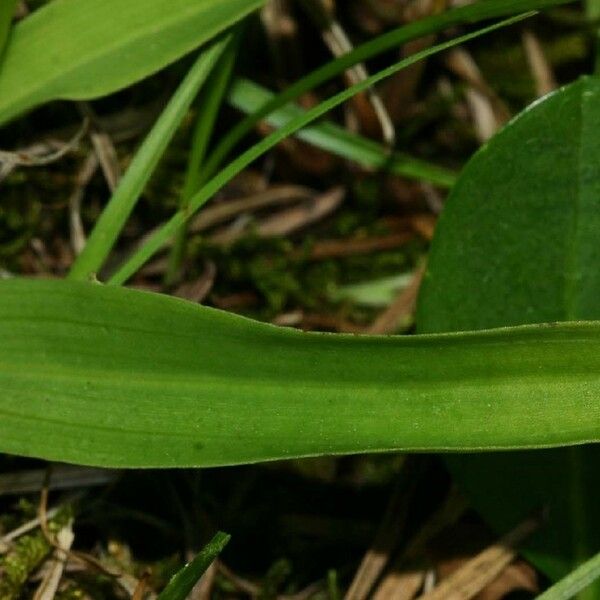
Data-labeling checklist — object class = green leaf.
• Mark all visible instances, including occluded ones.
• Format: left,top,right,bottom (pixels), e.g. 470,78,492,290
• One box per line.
227,78,457,188
68,34,232,282
0,0,17,64
537,550,600,600
165,30,241,286
0,278,599,468
158,532,229,600
417,76,600,593
0,0,263,126
107,14,529,285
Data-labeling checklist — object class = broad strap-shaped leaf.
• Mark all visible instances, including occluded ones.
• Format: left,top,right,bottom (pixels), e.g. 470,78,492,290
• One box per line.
417,76,600,592
0,278,599,468
0,0,263,126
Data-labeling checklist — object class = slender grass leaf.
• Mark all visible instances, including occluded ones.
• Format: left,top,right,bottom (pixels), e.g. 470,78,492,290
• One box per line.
165,31,241,286
0,278,599,468
68,35,232,282
227,78,457,188
202,0,576,179
0,0,17,64
107,14,528,285
158,532,230,600
0,0,263,126
417,76,600,594
537,550,600,600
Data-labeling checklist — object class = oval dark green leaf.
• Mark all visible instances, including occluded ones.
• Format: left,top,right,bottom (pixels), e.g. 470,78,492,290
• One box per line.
417,76,600,592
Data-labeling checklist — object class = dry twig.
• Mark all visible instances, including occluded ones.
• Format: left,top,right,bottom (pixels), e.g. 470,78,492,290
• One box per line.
522,30,557,97
0,119,88,181
32,521,75,600
367,263,425,334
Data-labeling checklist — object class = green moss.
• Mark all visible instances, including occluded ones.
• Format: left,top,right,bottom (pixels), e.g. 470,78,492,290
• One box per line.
0,508,72,600
0,530,51,599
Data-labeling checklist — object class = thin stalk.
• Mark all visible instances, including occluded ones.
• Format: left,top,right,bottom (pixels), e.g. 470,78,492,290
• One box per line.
68,34,232,282
164,32,239,287
107,14,531,286
586,0,600,74
567,446,594,600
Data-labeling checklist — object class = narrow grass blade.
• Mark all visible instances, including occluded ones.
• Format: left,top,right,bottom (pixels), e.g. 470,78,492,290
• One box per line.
228,77,457,187
108,14,529,285
68,35,232,282
0,278,599,468
536,551,600,600
0,0,263,126
0,0,17,63
165,31,241,286
157,532,230,600
201,0,575,179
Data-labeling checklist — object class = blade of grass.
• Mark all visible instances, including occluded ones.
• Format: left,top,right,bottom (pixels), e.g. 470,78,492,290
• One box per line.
200,0,575,180
0,0,17,64
0,278,599,467
68,34,232,282
157,532,230,600
227,77,457,187
536,551,600,600
108,14,529,285
164,31,241,286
